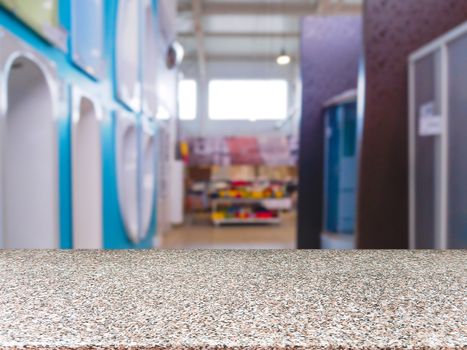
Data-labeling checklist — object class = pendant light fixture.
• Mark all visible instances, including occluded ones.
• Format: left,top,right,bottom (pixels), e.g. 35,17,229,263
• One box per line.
276,1,291,66
277,49,291,65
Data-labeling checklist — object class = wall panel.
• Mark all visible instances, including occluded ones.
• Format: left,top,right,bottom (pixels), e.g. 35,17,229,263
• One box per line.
357,0,467,248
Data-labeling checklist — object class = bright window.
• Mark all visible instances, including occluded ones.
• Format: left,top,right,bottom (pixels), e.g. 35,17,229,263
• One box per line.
208,80,288,120
178,79,197,120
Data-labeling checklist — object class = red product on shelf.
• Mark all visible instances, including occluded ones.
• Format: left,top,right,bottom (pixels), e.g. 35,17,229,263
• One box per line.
231,181,251,187
255,211,274,219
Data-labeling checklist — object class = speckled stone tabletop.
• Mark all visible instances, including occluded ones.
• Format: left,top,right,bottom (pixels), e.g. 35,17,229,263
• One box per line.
0,250,465,350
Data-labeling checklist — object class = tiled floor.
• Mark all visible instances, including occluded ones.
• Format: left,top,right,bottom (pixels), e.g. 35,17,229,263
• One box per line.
159,212,297,249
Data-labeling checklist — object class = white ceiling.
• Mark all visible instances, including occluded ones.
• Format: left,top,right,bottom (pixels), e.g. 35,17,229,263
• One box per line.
178,0,362,71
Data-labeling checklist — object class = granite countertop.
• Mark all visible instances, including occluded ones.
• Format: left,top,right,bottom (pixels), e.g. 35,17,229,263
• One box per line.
0,250,465,350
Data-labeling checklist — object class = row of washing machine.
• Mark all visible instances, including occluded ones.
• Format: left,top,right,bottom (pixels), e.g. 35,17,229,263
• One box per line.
0,0,177,249
0,29,159,249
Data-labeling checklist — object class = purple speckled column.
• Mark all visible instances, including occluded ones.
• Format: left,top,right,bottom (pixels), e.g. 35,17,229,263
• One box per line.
357,0,467,249
298,16,362,248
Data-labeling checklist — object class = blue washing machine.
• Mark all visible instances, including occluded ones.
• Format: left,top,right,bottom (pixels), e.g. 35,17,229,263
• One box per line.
322,90,359,249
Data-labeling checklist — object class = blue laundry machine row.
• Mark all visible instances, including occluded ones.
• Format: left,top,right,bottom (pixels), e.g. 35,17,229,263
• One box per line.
0,0,178,249
321,90,359,249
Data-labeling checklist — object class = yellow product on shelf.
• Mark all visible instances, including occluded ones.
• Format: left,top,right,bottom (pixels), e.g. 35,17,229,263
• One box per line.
251,191,263,199
180,141,189,159
212,212,225,221
275,191,284,198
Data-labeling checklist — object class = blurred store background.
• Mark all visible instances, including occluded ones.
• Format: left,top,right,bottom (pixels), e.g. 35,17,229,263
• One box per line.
0,0,466,250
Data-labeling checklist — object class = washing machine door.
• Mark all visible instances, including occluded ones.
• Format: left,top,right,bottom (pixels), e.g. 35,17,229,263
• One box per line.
116,111,139,243
0,30,61,249
140,125,156,240
115,0,141,111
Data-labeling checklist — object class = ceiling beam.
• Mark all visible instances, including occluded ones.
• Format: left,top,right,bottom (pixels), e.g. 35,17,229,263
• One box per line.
184,53,298,63
178,31,300,39
191,0,207,80
178,2,319,16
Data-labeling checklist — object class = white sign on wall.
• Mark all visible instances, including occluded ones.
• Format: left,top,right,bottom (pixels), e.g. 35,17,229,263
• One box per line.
419,101,443,136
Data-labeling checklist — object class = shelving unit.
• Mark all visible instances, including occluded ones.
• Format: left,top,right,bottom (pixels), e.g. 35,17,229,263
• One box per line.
184,165,297,227
212,197,292,209
212,216,282,226
211,198,282,226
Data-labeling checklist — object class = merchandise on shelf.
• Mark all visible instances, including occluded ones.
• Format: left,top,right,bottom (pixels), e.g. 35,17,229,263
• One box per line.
211,200,280,225
212,180,288,200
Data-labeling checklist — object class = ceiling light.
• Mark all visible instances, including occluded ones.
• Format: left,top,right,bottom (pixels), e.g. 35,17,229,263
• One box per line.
276,49,291,65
